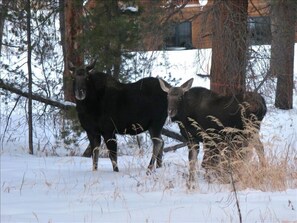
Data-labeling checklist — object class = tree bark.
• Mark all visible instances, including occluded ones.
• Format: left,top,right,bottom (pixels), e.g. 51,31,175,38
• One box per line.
63,0,83,102
104,0,122,79
210,0,248,96
0,0,10,56
271,0,296,109
59,0,66,67
26,0,33,155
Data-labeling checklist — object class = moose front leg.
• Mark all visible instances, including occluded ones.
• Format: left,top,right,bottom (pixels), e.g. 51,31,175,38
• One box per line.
87,133,101,171
103,134,119,172
187,142,199,189
82,144,92,157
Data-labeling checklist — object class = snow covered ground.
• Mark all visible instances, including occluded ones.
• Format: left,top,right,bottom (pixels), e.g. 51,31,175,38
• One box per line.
1,151,296,222
1,49,297,222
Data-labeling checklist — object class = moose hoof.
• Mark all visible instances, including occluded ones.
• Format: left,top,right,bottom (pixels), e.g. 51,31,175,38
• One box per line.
156,163,162,169
146,164,155,175
113,167,119,172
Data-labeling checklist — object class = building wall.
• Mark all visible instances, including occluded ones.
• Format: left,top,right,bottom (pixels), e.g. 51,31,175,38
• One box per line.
85,0,297,50
163,0,297,49
179,0,272,49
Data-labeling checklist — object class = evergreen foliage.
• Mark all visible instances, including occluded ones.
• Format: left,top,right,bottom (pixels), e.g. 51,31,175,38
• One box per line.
81,1,142,81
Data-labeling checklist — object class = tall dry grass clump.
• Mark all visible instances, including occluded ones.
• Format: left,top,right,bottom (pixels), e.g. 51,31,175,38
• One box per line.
235,142,297,191
190,114,297,191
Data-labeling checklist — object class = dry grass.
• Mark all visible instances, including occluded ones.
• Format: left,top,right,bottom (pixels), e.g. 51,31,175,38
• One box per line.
117,119,297,193
187,113,297,191
210,144,297,191
201,137,296,192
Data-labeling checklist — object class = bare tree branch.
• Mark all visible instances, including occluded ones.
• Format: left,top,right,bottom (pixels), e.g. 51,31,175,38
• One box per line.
0,79,74,110
197,73,210,79
162,128,186,142
164,142,187,152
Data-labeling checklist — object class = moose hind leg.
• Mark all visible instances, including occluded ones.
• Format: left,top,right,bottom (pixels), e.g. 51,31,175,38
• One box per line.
147,135,164,172
253,134,266,167
156,137,164,168
103,134,119,172
92,147,100,171
156,141,164,168
201,140,220,170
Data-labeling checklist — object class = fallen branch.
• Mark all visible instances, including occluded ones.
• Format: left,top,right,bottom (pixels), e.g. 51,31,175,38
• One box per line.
164,142,187,152
0,79,74,110
161,128,186,142
196,73,210,79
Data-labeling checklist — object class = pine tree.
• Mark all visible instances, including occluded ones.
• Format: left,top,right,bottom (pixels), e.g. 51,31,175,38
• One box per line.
210,0,248,95
271,0,296,109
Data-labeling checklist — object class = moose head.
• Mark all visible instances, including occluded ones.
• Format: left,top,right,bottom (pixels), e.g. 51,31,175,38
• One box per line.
159,78,194,119
69,61,96,100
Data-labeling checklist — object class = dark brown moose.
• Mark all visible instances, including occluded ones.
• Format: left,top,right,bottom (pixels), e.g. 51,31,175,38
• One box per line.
159,78,267,186
70,61,168,173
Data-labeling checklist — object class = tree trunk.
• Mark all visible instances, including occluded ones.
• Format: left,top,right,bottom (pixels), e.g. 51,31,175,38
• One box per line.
0,0,10,56
113,42,122,80
271,0,296,109
59,0,66,67
210,0,248,95
110,0,121,80
26,0,33,155
104,0,122,79
63,0,83,102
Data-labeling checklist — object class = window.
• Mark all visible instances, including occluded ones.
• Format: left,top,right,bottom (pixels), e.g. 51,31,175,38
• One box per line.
248,16,271,45
171,0,199,5
165,21,193,49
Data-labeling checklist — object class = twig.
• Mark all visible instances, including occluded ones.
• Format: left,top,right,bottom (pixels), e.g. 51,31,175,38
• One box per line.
196,73,210,79
1,95,21,149
20,172,26,196
228,158,242,223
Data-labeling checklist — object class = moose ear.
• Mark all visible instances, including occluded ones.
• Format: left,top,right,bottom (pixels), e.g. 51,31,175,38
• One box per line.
180,78,193,92
86,60,96,72
159,78,171,93
68,61,75,73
